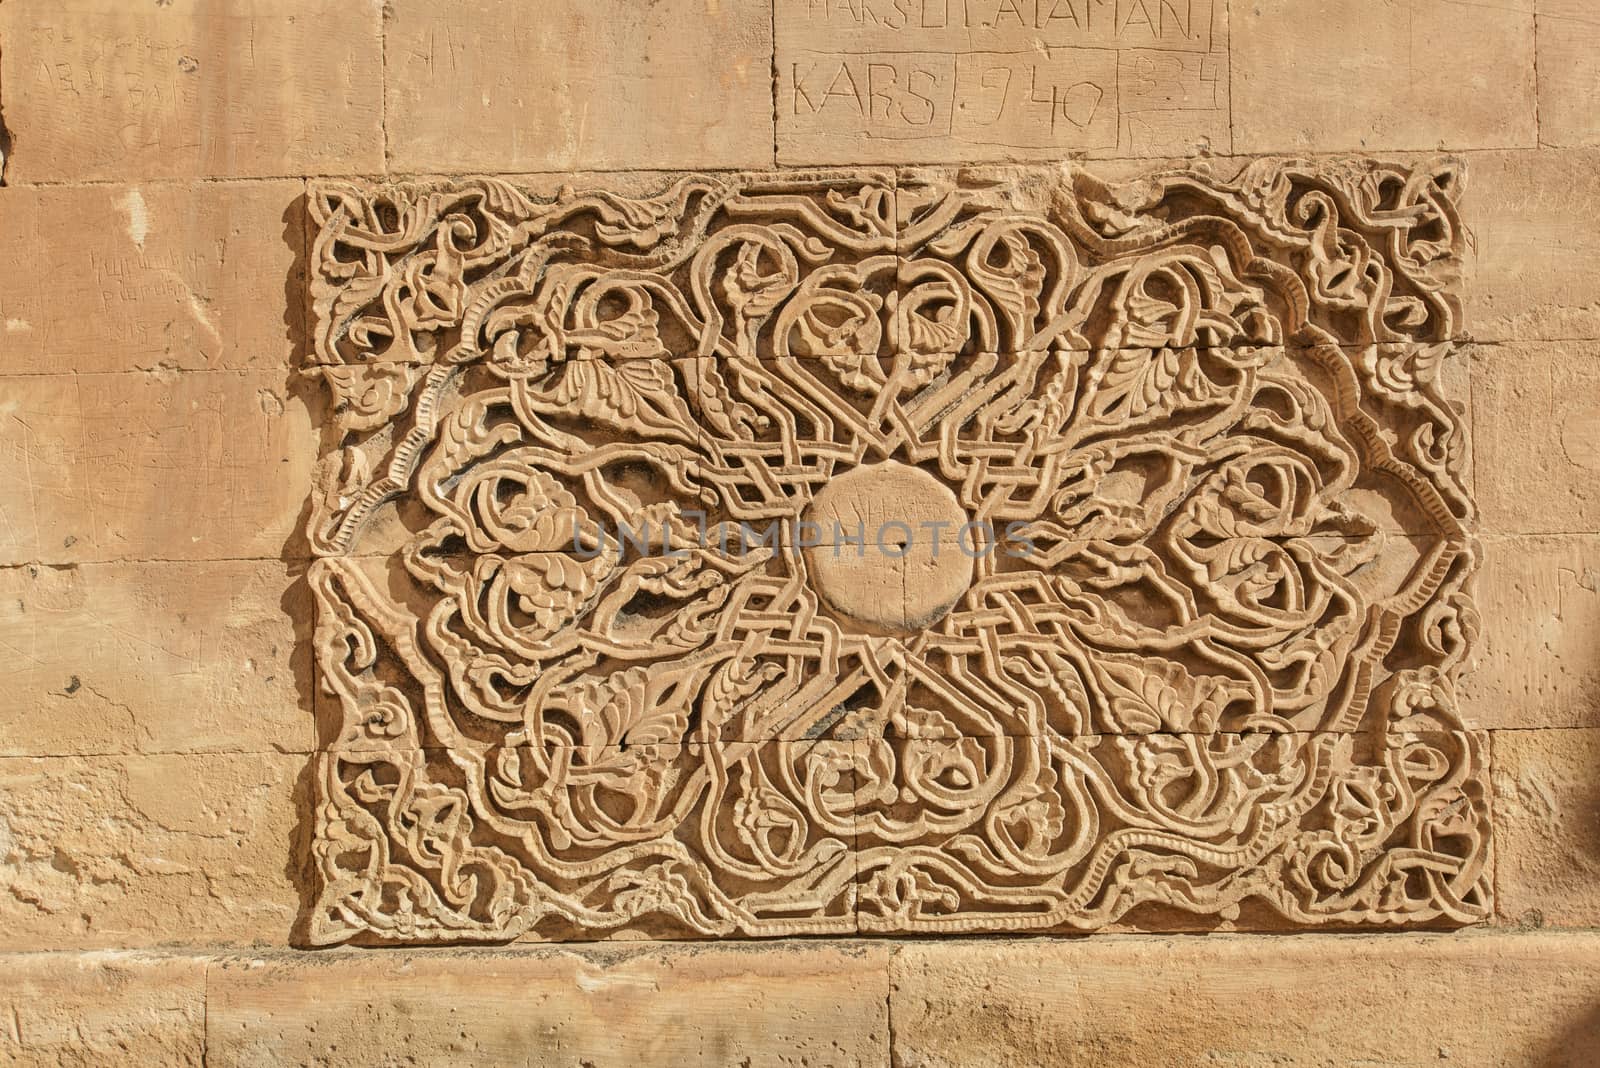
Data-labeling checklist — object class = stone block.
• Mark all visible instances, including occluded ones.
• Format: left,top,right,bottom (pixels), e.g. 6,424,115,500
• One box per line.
889,932,1600,1067
775,0,1230,163
206,944,890,1067
0,181,304,374
1493,727,1600,927
385,0,774,173
1463,536,1600,730
1472,341,1600,534
0,372,320,565
0,953,207,1067
0,0,383,182
1233,0,1536,153
0,753,305,949
1462,148,1600,343
1537,10,1600,147
0,560,313,757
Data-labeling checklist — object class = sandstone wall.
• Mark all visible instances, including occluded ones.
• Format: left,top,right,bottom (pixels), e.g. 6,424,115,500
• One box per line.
0,1,1597,1064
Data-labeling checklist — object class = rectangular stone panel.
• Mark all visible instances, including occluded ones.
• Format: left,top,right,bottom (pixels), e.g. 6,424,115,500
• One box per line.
1536,8,1600,148
385,0,775,173
0,753,304,950
0,953,207,1067
1472,340,1600,535
1462,536,1600,731
776,0,1230,162
0,0,383,182
1492,726,1600,928
206,944,891,1067
0,371,319,566
0,181,305,375
889,932,1600,1067
300,160,1484,944
1462,148,1600,343
1233,0,1536,153
0,559,313,757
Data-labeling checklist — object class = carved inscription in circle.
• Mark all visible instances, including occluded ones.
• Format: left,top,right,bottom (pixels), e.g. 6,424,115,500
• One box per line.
803,462,974,633
302,160,1488,945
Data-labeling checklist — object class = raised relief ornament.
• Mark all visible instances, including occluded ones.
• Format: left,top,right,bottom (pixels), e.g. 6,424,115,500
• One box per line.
303,160,1487,943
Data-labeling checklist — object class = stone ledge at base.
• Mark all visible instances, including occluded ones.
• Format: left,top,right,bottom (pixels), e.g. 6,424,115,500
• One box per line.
2,931,1597,1067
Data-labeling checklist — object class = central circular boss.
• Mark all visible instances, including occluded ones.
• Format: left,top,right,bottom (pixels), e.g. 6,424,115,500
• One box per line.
801,462,975,633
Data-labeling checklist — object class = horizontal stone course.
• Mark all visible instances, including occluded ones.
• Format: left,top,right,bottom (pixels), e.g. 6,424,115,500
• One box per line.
4,933,1600,1065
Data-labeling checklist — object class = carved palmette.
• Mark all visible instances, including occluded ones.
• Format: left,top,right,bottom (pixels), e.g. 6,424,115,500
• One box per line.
302,160,1487,944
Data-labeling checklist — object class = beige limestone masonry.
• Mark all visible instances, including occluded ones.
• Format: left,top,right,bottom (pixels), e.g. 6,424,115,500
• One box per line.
1493,726,1600,927
0,0,384,183
1473,340,1600,535
0,371,318,566
1,953,208,1067
4,933,1599,1066
775,0,1231,162
2,0,1600,1062
1464,536,1600,731
1460,148,1600,344
0,560,313,757
890,932,1600,1067
207,944,892,1067
1536,4,1600,149
1233,0,1538,154
385,0,775,173
0,180,306,374
0,752,304,951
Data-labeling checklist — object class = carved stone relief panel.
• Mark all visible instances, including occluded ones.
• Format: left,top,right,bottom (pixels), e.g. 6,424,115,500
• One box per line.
302,159,1487,944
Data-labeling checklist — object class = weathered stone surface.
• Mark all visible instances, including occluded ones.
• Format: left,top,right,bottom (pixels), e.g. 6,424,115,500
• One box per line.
0,953,206,1067
1493,727,1600,927
0,754,304,949
207,944,890,1067
1463,537,1600,731
0,372,319,566
0,0,383,182
0,182,304,375
385,0,774,173
301,163,1483,944
775,0,1230,163
1462,148,1600,342
1472,341,1600,534
1537,8,1600,148
890,932,1600,1067
0,560,313,757
1233,0,1536,153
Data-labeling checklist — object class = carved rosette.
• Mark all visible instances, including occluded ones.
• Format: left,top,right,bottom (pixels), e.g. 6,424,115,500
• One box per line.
302,160,1488,944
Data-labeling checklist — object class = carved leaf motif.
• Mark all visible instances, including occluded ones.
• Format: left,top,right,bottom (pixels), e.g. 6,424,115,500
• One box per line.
1089,345,1186,419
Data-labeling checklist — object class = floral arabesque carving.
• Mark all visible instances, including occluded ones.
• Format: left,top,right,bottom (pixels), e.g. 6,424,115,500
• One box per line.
302,160,1487,944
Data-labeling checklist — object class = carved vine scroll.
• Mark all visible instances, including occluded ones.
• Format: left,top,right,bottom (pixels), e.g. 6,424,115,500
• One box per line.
302,160,1487,944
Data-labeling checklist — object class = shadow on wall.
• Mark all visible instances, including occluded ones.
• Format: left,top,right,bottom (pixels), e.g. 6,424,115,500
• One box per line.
277,187,323,949
0,42,11,184
1538,1003,1600,1068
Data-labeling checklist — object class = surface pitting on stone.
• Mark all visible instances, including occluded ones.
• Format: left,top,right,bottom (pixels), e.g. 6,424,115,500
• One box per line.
301,160,1487,944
